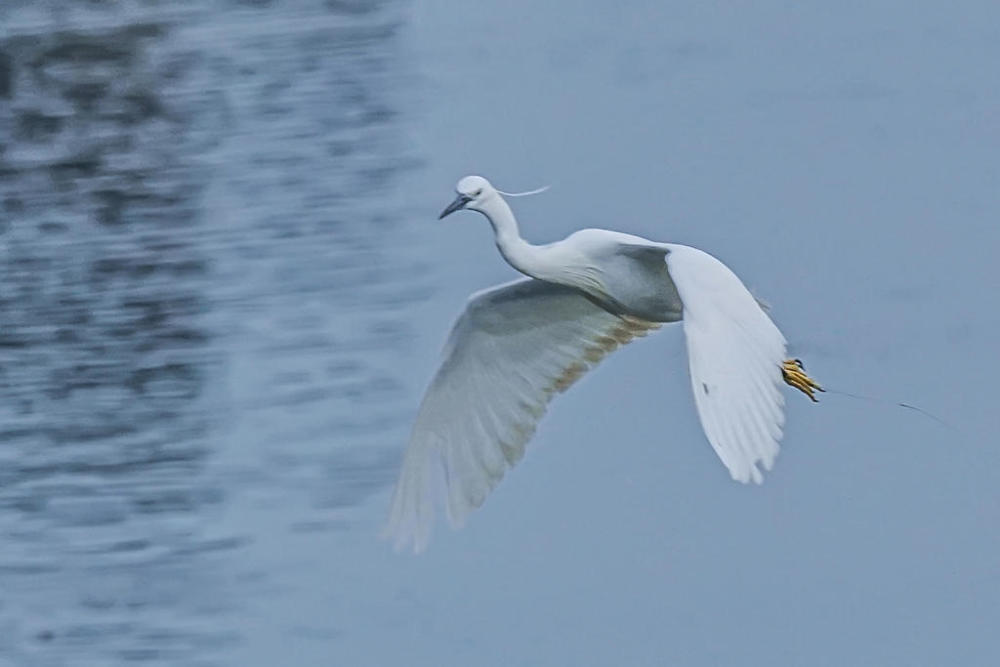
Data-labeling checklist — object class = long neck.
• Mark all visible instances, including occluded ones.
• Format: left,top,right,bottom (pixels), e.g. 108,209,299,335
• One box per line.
480,195,545,278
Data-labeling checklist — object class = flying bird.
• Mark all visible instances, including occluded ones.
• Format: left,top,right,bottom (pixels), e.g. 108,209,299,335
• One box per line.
385,175,821,552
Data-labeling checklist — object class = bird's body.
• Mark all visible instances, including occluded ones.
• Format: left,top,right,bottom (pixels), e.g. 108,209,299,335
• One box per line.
529,228,683,322
384,175,821,552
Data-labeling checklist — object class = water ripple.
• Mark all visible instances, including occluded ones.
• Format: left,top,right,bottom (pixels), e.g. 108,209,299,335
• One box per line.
0,0,423,663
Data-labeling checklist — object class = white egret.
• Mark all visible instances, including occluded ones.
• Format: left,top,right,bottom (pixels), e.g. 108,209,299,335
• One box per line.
385,175,821,553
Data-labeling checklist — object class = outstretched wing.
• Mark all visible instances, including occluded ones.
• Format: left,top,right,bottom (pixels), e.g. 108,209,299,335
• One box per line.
384,278,659,553
664,244,788,484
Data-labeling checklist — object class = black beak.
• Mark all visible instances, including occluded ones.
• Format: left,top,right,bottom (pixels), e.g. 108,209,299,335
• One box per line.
438,194,472,219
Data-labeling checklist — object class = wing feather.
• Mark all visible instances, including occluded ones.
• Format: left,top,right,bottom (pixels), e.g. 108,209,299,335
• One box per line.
384,278,658,552
664,244,788,484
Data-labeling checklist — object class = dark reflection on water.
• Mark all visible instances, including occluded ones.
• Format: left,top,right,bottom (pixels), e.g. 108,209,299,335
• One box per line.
0,1,421,663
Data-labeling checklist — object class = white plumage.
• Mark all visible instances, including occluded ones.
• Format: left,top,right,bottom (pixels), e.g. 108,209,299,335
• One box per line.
385,175,790,553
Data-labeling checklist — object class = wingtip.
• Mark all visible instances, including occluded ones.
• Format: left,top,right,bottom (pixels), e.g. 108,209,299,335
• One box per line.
381,521,430,555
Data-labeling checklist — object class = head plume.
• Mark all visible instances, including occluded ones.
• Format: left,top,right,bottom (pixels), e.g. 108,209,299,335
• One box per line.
496,184,551,197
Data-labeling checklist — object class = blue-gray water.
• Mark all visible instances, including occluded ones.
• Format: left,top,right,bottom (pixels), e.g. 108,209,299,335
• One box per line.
1,1,998,665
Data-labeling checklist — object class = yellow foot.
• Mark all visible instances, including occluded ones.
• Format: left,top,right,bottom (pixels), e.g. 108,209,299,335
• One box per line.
782,359,824,402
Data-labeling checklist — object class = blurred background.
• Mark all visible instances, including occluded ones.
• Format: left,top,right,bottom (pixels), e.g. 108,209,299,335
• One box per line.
0,1,997,665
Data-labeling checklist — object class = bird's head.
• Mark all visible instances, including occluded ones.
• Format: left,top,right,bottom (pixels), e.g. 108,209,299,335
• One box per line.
438,175,495,219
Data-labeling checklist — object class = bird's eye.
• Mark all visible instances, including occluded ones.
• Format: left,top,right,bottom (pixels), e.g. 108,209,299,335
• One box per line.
473,189,482,197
